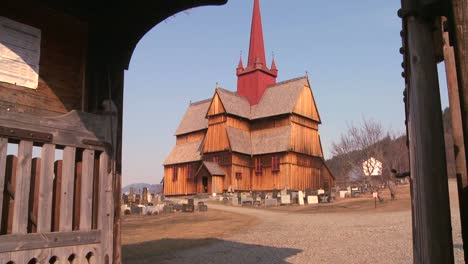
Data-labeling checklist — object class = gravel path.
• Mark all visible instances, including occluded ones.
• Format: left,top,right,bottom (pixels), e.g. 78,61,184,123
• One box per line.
162,182,464,264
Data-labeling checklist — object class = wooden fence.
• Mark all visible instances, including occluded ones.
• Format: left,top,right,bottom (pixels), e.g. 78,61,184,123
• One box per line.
0,110,114,263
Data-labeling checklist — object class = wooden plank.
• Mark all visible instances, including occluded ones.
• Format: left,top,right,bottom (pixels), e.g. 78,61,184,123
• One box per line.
27,158,41,233
73,160,82,231
80,149,95,231
0,110,111,151
59,147,76,232
1,155,16,235
98,152,112,263
0,230,101,253
12,140,33,234
0,138,6,230
37,144,55,233
52,160,63,232
405,15,454,263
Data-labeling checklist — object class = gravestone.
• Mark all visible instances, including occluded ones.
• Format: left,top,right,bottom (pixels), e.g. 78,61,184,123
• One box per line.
319,195,329,203
307,196,319,204
265,198,278,207
298,191,304,205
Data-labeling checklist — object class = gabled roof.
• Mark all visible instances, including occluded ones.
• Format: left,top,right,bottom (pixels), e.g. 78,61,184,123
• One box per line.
226,126,252,155
175,99,210,136
216,88,251,119
201,161,225,176
163,140,203,166
252,77,308,120
251,126,291,155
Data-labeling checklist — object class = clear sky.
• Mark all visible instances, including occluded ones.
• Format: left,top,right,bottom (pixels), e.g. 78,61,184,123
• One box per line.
122,0,449,187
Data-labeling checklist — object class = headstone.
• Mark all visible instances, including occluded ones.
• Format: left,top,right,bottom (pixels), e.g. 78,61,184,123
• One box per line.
265,198,278,207
307,196,319,204
339,190,348,198
163,205,174,213
199,204,208,212
298,191,304,205
281,194,291,204
319,195,329,203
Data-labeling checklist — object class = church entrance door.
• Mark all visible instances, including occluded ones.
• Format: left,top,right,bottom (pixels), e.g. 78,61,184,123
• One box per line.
202,177,209,193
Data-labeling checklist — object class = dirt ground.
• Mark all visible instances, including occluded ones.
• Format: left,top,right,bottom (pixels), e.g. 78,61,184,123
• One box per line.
121,181,464,263
122,210,258,263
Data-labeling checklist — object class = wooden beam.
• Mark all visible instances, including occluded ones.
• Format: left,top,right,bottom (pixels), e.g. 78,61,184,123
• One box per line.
405,14,454,263
0,138,7,229
0,230,100,253
12,140,33,234
37,144,55,233
80,149,95,231
59,147,76,232
448,0,468,260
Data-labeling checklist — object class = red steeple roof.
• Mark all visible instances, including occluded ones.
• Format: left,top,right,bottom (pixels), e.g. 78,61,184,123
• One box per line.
248,0,266,67
236,0,278,105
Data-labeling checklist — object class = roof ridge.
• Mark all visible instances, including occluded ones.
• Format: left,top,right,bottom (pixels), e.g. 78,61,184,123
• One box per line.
268,76,307,88
190,98,211,105
217,87,249,100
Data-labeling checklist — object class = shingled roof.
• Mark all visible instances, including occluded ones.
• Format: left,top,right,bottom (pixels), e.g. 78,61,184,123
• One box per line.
226,126,252,155
216,88,251,119
202,161,225,176
163,140,203,166
252,77,308,119
251,126,291,155
175,99,210,136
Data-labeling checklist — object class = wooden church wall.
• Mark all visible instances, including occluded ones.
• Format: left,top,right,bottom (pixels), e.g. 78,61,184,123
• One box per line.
293,86,320,122
231,153,252,190
290,123,322,157
284,153,323,191
207,93,225,116
163,163,198,195
176,130,206,145
226,116,250,131
251,116,289,131
0,6,88,116
251,153,287,190
211,176,224,194
203,121,230,153
290,114,318,130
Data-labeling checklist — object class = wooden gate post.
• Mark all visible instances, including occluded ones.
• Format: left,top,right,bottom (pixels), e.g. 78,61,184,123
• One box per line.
402,9,455,264
447,0,468,260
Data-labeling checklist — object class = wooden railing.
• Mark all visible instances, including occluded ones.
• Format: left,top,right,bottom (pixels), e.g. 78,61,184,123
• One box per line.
0,110,115,264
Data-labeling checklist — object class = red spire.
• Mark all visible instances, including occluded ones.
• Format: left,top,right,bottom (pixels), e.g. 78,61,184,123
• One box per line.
271,56,278,75
237,54,244,69
237,54,244,75
236,0,278,105
248,0,266,68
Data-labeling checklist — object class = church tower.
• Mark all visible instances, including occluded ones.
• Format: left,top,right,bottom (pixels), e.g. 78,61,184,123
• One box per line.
236,0,278,105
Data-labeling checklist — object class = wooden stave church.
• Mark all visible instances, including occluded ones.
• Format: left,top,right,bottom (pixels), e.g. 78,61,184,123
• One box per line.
163,0,334,196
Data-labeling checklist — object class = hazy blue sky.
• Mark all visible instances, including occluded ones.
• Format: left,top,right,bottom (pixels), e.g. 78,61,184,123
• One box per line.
122,0,449,186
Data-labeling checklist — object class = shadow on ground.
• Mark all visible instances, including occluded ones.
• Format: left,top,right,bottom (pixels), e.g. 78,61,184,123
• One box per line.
123,238,302,264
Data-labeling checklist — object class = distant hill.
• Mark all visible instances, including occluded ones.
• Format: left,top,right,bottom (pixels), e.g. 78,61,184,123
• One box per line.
122,183,163,194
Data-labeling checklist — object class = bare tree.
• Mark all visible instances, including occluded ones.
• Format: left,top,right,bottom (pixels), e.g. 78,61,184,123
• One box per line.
331,118,385,184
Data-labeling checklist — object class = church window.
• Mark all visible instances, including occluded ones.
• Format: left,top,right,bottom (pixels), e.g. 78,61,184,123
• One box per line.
272,156,280,172
236,172,242,180
255,157,262,174
187,164,192,179
172,166,178,181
